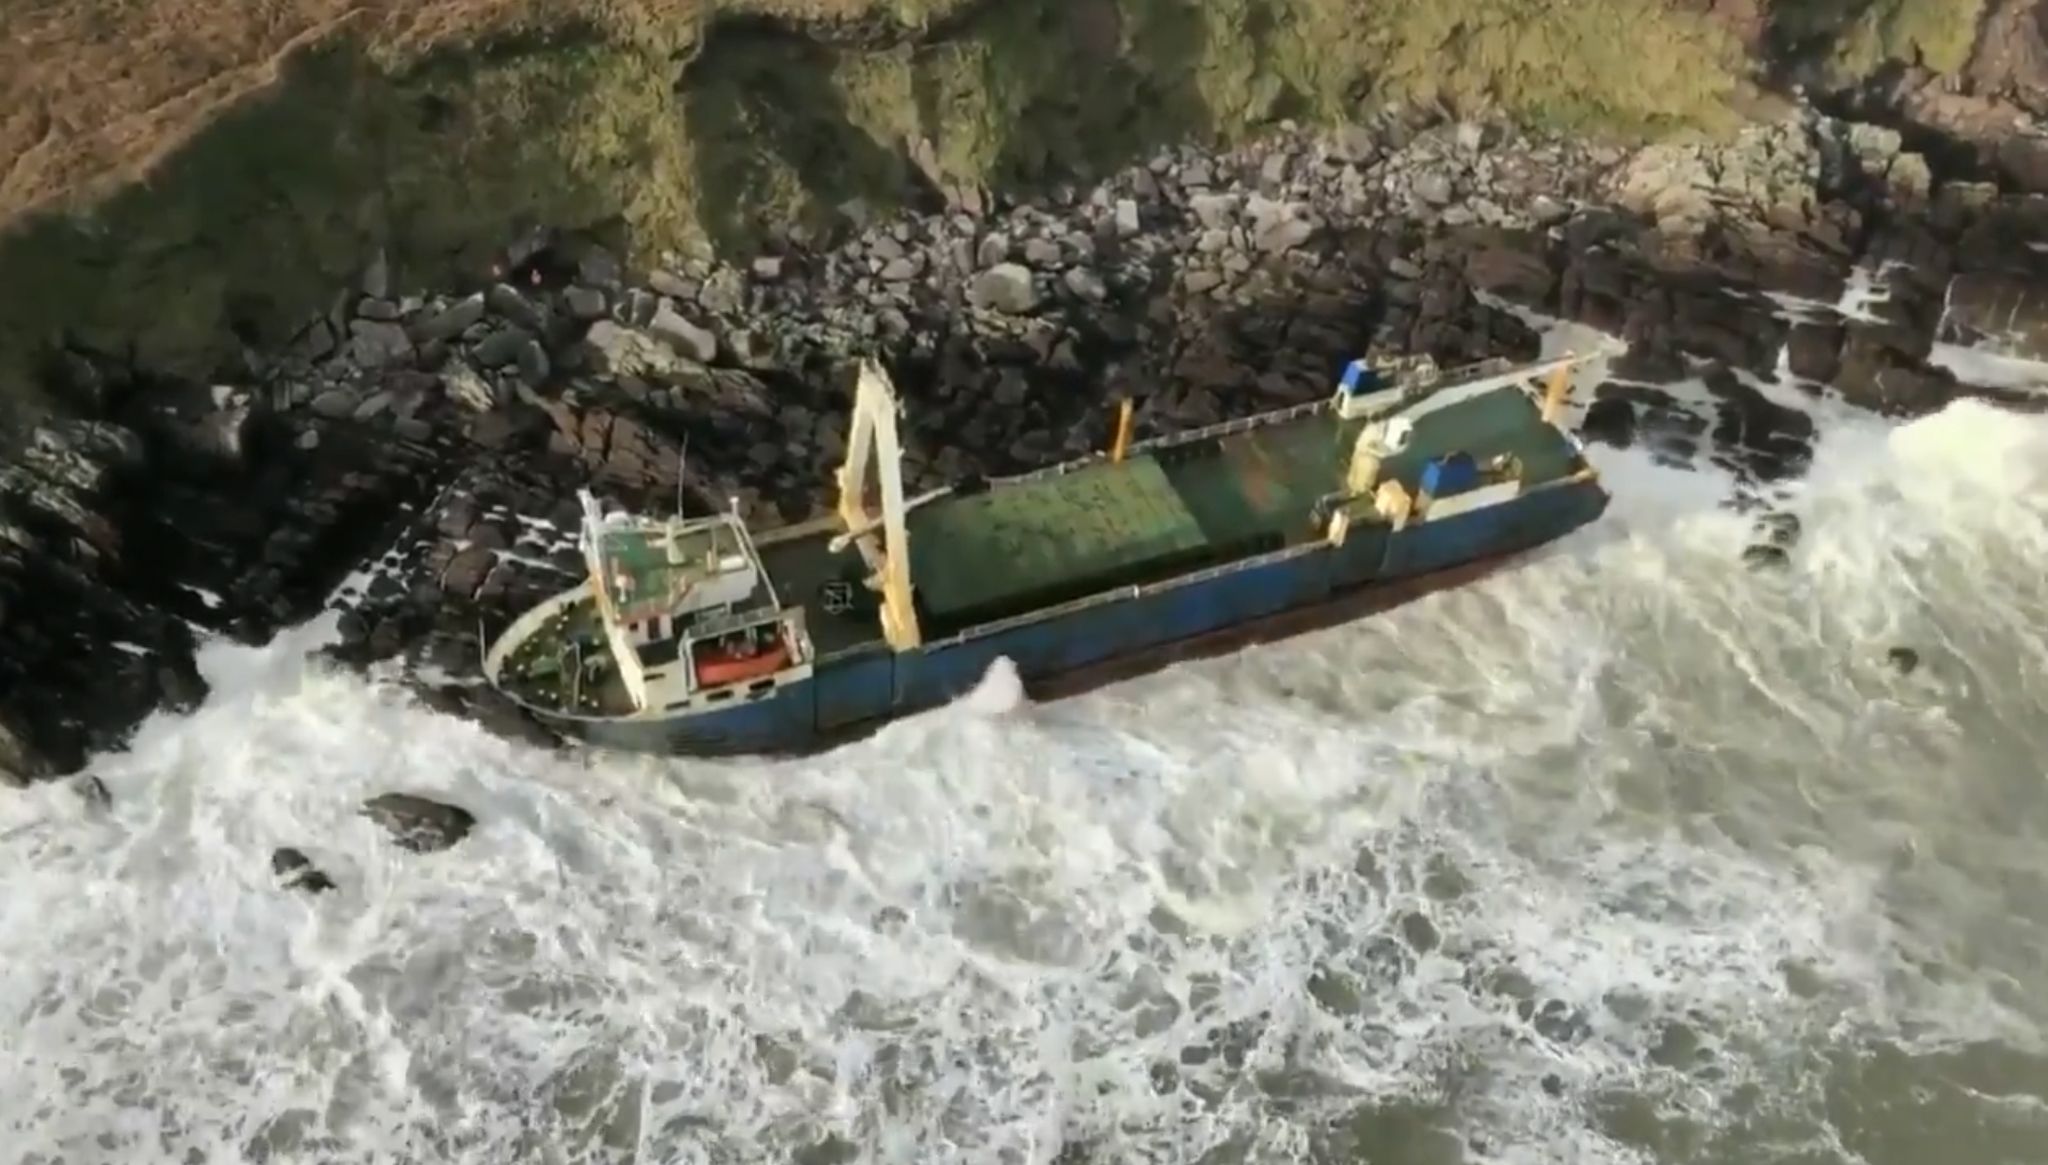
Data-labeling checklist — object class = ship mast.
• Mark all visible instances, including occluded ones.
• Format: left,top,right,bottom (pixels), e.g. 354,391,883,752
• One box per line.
835,359,923,650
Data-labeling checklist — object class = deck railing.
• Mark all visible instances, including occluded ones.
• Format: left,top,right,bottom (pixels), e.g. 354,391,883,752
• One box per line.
986,355,1556,487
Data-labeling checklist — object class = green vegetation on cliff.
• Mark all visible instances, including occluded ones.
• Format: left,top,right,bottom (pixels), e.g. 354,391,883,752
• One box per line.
1772,0,1989,78
0,0,1986,412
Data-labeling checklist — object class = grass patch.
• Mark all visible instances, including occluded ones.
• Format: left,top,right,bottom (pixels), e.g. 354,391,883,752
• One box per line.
0,35,707,405
0,0,1771,410
1346,0,1746,135
1770,0,1988,80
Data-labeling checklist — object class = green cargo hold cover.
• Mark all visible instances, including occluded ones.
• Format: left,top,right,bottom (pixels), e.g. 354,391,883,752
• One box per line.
908,455,1210,621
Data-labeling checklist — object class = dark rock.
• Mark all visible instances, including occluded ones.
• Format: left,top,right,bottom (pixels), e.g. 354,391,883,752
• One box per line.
1753,510,1801,547
461,686,566,751
485,283,549,334
71,773,110,811
0,708,55,785
1886,646,1921,675
411,294,488,343
472,328,532,369
1783,324,1842,391
1941,272,2048,360
576,245,623,288
357,297,402,323
361,792,476,853
362,249,391,299
1399,911,1440,954
563,286,608,321
1741,542,1790,570
1581,394,1637,447
1835,337,1957,415
347,320,414,368
1462,236,1557,308
124,384,261,470
272,846,337,893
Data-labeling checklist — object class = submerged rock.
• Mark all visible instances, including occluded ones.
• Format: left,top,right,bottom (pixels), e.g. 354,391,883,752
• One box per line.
361,792,476,853
1886,646,1921,675
1741,542,1790,571
1753,510,1802,547
71,773,110,812
271,846,336,893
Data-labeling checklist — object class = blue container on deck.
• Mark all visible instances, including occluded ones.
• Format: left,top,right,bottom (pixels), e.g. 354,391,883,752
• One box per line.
1420,452,1479,497
1338,359,1383,397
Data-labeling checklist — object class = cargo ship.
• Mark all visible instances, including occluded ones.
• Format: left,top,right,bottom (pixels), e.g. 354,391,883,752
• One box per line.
482,352,1609,756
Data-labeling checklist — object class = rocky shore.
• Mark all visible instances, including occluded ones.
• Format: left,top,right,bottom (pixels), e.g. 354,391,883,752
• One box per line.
3,97,2047,783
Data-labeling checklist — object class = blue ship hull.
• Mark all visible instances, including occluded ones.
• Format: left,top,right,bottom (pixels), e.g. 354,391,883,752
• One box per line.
530,477,1608,757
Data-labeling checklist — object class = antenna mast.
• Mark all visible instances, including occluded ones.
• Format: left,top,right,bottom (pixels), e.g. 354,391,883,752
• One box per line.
675,434,689,518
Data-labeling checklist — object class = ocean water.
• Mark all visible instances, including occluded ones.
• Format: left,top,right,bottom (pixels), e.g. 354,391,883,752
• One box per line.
5,369,2048,1163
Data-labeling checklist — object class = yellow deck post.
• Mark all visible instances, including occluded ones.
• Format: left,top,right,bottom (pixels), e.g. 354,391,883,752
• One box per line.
1539,356,1575,426
1110,398,1135,463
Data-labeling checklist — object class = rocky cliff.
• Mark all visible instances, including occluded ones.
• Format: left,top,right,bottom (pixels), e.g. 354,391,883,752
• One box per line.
3,0,2039,419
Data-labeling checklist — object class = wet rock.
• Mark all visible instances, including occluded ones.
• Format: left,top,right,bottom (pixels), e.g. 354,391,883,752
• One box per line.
361,792,477,853
70,773,110,812
1741,542,1790,571
1752,510,1801,547
1785,322,1843,384
1941,271,2048,361
1886,646,1921,675
0,709,55,785
1307,967,1365,1015
271,846,336,893
1581,395,1637,447
1528,998,1590,1044
1399,911,1441,954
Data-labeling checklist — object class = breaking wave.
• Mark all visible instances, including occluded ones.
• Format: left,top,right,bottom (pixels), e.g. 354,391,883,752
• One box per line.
5,393,2048,1164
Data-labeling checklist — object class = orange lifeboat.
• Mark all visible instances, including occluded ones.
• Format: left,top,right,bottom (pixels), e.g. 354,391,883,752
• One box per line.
694,633,791,688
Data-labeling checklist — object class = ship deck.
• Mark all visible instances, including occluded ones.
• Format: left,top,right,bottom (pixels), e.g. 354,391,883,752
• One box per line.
490,590,642,717
491,378,1585,712
900,381,1578,633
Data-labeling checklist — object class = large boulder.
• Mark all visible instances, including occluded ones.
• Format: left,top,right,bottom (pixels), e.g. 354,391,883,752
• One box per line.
361,792,476,853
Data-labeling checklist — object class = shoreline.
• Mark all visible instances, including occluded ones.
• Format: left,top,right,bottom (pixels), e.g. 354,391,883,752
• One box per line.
4,99,2047,782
